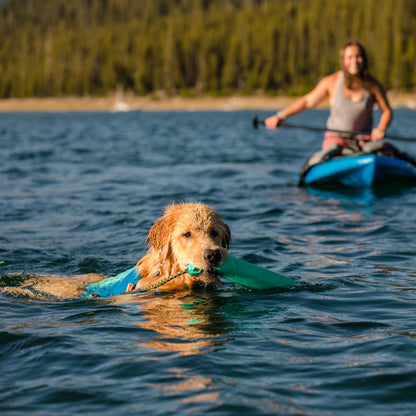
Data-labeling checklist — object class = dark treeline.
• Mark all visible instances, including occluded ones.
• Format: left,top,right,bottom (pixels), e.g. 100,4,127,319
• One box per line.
0,0,415,98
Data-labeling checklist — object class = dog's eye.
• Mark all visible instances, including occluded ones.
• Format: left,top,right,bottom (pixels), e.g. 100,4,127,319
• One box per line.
183,232,192,238
210,229,218,238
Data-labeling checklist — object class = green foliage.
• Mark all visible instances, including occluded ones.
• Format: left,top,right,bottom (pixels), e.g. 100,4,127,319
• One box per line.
0,0,415,98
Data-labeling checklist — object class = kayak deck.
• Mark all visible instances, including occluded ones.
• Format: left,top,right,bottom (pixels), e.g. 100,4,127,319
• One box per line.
302,155,416,188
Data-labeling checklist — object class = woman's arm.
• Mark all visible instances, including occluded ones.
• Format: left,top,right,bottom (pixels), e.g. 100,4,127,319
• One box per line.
264,73,336,129
370,80,393,141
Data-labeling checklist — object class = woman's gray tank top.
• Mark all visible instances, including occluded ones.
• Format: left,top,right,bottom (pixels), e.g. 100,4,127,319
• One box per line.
327,71,373,133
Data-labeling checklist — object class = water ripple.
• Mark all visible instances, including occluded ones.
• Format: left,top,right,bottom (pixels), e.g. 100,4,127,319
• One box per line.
1,110,416,415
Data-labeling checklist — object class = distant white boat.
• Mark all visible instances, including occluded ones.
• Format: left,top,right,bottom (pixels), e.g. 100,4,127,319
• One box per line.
112,85,139,112
113,99,131,112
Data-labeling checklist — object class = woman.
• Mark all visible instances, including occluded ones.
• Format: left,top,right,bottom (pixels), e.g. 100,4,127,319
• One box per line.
265,40,392,150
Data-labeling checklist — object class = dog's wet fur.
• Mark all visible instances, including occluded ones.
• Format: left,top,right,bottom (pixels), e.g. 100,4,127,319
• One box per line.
2,203,231,299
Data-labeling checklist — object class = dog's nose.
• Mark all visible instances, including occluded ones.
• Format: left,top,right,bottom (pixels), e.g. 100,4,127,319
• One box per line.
203,249,222,266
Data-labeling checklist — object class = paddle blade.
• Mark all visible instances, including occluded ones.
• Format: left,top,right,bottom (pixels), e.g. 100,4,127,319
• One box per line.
216,255,295,289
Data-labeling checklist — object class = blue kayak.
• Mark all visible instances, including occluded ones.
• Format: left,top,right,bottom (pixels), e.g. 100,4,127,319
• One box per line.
302,155,416,188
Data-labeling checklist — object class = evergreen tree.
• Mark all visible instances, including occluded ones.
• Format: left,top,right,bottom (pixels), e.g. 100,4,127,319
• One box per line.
0,0,414,98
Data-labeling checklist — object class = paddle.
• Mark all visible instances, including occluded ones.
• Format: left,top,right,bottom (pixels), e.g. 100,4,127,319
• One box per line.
252,115,416,142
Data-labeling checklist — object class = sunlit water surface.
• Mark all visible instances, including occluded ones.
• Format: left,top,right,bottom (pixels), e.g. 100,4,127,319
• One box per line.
1,109,416,415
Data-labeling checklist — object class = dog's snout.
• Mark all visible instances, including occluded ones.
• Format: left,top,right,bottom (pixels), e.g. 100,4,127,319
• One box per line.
204,248,222,266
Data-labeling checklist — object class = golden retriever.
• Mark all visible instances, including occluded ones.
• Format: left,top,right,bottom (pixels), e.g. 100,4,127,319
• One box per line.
2,202,231,299
128,202,231,292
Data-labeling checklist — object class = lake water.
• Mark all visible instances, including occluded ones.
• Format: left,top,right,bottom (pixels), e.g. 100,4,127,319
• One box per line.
1,109,416,415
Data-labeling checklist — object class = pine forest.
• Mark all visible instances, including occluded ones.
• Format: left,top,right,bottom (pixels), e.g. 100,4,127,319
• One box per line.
0,0,415,98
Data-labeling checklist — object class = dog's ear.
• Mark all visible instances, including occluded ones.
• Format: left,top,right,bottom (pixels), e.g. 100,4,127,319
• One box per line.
147,216,174,269
148,217,170,251
222,223,232,249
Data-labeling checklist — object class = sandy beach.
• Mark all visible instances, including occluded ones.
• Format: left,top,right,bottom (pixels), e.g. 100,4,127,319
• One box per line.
0,92,415,112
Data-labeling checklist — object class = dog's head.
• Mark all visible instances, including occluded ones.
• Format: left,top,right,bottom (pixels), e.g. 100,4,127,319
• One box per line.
146,203,231,288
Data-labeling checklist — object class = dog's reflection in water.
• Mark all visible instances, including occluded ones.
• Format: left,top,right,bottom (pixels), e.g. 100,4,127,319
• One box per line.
130,291,231,355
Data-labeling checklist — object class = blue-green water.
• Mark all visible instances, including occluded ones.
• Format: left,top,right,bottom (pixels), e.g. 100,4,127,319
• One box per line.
1,109,416,415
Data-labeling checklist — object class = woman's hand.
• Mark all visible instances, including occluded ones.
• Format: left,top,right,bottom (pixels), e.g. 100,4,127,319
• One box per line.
371,127,385,141
264,113,285,129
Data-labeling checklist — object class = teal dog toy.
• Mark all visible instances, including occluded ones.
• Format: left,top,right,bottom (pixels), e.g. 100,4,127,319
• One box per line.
80,255,295,298
214,255,295,289
80,266,140,298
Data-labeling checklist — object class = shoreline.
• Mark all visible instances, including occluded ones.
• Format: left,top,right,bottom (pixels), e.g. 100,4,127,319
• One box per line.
0,95,303,112
0,93,415,112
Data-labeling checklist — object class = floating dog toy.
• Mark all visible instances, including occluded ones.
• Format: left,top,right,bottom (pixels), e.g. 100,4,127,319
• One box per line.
80,255,295,298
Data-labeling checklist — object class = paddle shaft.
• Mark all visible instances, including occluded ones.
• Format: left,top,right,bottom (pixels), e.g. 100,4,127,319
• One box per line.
252,116,416,143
